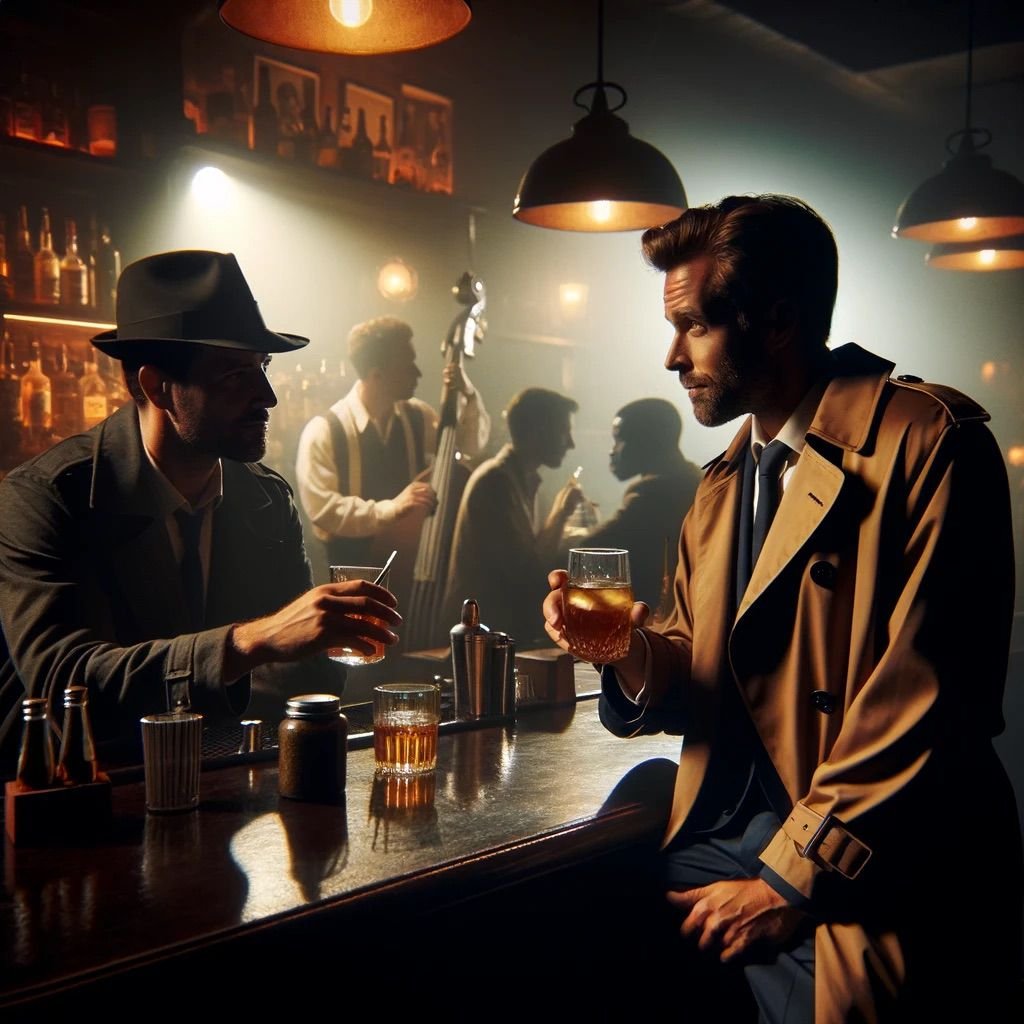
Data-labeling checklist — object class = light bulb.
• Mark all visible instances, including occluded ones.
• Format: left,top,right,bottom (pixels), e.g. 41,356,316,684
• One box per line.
190,166,231,207
958,217,978,231
328,0,372,29
589,201,612,224
979,248,996,265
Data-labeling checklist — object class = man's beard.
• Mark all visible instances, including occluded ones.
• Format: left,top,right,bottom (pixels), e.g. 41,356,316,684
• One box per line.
683,335,769,428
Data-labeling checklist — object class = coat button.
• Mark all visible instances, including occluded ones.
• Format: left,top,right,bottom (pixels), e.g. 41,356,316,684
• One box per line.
896,374,923,383
811,690,837,714
810,561,836,588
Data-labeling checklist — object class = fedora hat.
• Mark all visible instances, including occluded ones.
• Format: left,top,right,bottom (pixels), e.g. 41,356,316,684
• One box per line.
91,250,308,357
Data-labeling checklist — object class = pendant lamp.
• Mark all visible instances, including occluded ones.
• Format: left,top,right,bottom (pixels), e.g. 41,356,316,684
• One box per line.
512,0,686,232
219,0,471,55
927,235,1024,271
893,0,1024,245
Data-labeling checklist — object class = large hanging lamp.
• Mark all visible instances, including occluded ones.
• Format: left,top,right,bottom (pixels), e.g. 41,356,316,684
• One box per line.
219,0,471,55
893,0,1024,244
513,0,686,232
927,235,1024,271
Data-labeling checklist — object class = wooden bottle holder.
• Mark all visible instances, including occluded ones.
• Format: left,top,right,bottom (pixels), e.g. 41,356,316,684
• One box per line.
4,774,112,846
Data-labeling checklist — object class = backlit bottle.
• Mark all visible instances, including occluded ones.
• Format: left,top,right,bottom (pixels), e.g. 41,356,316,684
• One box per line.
51,343,82,438
60,218,89,306
20,339,52,444
80,358,108,428
348,107,374,179
95,224,119,319
12,204,35,301
33,207,60,304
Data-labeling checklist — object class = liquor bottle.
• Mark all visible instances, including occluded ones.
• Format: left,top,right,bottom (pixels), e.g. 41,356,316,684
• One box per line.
51,343,82,438
85,215,99,307
251,64,277,155
40,78,69,148
95,224,120,319
12,69,41,142
316,105,338,168
391,101,419,188
12,205,35,301
16,697,55,790
80,359,108,428
372,113,392,182
299,77,318,164
20,339,52,449
57,686,98,785
0,214,13,300
348,107,374,179
60,218,88,306
34,207,60,304
0,333,23,467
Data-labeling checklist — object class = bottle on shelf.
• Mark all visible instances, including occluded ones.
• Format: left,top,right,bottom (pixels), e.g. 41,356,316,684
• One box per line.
391,100,420,189
33,207,60,304
51,343,82,438
80,358,108,428
0,214,13,300
95,224,120,319
20,338,52,451
251,63,278,155
85,215,99,308
57,686,99,785
60,218,89,307
316,105,338,169
100,351,129,413
348,106,374,179
16,697,55,790
0,332,23,468
12,69,41,142
40,78,69,148
12,204,35,302
372,113,392,182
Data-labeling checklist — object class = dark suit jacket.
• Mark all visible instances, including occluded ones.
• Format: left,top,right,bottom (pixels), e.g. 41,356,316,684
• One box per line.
0,404,341,770
574,457,703,610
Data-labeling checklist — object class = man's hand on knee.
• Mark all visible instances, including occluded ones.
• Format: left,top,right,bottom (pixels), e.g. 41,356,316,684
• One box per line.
667,877,806,963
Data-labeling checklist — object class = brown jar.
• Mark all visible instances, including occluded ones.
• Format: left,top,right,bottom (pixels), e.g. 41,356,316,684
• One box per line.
278,694,347,803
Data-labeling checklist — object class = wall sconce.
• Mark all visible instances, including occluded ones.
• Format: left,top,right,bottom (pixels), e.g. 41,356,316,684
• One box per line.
1007,445,1024,468
558,282,589,320
377,258,418,302
219,0,471,55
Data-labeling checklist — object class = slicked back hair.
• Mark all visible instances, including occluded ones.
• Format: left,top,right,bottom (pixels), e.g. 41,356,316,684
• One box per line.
504,387,578,446
641,195,838,349
347,316,414,379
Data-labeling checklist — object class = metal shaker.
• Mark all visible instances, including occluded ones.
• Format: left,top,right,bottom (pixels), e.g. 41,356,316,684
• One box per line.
488,631,517,719
451,599,492,719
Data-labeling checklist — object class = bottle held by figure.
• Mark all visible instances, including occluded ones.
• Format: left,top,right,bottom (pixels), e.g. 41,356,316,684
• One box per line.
57,686,99,785
16,697,55,790
33,207,60,304
12,204,35,301
60,218,89,306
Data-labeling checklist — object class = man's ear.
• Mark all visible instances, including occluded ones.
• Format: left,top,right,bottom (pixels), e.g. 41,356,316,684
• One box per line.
763,299,799,354
138,365,173,410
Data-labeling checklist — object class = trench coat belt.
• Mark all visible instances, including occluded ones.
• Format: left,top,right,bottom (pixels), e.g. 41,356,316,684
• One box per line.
783,802,873,880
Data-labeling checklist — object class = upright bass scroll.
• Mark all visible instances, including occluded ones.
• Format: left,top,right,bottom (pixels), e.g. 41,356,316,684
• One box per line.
402,271,486,652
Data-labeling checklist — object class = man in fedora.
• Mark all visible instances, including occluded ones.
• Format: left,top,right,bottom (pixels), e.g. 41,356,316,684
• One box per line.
0,250,401,769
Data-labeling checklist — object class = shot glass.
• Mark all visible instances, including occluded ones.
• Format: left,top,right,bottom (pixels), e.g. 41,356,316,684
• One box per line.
563,548,634,664
329,564,390,666
373,683,440,776
140,711,203,813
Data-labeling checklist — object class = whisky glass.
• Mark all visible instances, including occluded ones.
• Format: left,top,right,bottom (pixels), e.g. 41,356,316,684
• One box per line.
563,548,633,664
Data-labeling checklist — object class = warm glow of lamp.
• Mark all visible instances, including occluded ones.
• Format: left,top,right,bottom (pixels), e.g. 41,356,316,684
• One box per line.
329,0,372,28
512,0,685,232
559,283,589,319
220,0,471,55
1007,445,1024,468
926,234,1024,271
191,166,232,207
377,258,418,302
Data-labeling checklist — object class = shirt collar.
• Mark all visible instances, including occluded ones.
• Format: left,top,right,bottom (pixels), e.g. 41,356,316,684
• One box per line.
141,442,223,516
342,382,398,436
750,376,828,460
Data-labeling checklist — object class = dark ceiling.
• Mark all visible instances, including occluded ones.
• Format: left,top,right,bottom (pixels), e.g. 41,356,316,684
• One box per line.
715,0,1024,72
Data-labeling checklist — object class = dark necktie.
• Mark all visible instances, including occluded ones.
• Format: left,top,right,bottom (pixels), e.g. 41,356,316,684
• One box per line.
751,439,790,568
175,508,205,631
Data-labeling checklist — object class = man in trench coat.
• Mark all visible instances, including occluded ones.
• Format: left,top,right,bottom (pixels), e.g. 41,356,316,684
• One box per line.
543,196,1021,1021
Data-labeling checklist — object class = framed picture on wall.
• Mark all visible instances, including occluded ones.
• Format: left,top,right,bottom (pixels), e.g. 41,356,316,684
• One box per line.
251,55,319,159
393,84,453,195
338,82,394,182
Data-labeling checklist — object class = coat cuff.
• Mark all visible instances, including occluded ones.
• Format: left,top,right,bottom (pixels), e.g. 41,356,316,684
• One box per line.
164,626,250,720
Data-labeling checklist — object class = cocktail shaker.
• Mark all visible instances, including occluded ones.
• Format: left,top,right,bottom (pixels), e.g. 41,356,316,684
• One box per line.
450,599,492,719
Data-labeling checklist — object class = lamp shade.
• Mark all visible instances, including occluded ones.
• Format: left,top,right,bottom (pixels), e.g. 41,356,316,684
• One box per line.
893,142,1024,244
513,96,686,232
926,234,1024,271
219,0,471,55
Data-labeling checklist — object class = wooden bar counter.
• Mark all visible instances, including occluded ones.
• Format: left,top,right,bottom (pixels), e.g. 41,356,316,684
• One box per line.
1,694,682,1014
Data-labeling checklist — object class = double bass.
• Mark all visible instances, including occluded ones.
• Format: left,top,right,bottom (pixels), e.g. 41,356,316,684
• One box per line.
402,271,486,652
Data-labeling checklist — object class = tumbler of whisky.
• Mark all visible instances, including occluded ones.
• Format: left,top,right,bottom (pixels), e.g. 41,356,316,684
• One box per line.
563,548,633,664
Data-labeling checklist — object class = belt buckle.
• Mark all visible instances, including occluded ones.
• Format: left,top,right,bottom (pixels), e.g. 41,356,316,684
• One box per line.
798,811,835,860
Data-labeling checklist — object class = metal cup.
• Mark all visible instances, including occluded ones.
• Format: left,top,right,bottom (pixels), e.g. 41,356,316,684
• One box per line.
140,711,203,813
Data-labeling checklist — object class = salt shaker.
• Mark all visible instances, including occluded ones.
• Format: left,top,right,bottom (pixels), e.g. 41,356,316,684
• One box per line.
278,694,348,803
16,697,55,790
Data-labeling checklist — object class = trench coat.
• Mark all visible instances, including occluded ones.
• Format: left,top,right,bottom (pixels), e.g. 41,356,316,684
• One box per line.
600,343,1022,1020
0,403,342,767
